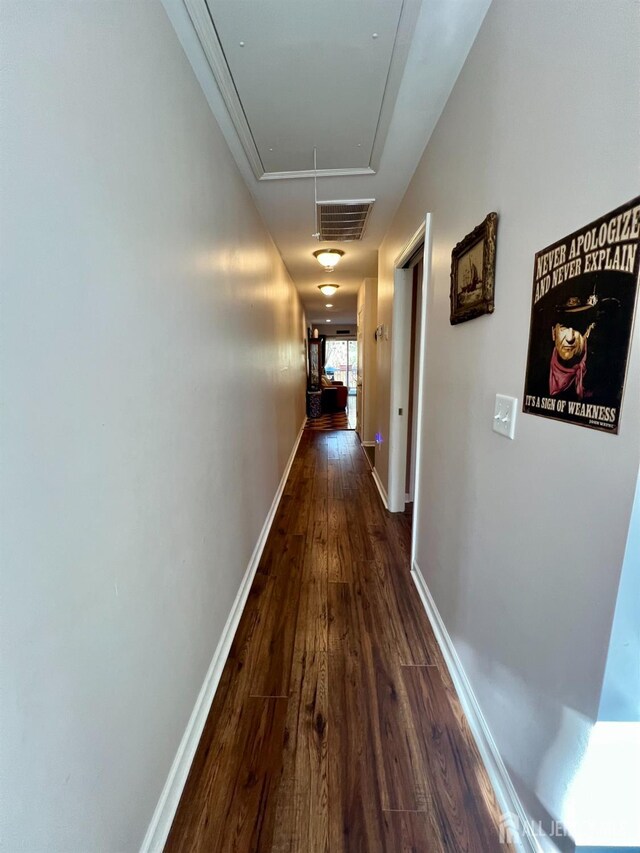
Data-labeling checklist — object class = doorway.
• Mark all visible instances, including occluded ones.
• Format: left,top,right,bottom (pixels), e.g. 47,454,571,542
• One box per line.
324,339,357,391
325,338,358,428
405,258,423,503
387,214,432,553
356,303,364,437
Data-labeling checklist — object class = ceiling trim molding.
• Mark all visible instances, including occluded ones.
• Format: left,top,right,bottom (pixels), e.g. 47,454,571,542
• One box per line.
369,0,422,174
183,0,266,179
259,167,376,182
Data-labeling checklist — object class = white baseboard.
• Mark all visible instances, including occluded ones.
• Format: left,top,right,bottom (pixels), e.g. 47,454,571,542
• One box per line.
140,421,306,853
411,563,541,853
371,466,389,509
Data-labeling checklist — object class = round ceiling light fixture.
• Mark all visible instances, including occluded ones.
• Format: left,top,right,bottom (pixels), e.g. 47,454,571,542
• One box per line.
318,284,339,297
313,248,344,272
325,303,333,308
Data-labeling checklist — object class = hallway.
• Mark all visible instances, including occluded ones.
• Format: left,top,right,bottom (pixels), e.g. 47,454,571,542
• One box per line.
166,430,507,852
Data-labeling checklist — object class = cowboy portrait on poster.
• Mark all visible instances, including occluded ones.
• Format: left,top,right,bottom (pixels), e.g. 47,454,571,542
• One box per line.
523,196,640,434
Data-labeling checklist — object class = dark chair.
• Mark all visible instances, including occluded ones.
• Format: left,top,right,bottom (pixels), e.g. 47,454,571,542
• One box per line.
321,381,348,413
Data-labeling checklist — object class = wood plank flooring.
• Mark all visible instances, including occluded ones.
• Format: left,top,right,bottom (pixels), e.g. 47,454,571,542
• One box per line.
165,430,509,853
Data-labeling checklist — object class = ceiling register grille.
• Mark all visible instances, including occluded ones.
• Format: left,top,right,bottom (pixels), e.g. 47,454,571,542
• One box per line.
317,200,374,242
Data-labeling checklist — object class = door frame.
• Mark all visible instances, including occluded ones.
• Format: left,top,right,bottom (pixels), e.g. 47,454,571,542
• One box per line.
387,213,432,551
356,303,364,436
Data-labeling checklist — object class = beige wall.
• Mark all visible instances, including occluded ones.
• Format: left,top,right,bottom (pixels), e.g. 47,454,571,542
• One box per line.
376,0,640,839
0,3,306,850
375,276,393,484
357,277,379,443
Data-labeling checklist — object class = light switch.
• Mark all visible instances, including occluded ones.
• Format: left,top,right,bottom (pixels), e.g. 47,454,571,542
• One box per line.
493,394,517,439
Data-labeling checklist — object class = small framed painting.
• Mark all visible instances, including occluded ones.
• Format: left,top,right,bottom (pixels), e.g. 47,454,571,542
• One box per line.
450,212,498,325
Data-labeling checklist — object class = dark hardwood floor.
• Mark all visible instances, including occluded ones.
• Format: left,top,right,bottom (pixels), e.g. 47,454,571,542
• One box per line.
165,430,509,852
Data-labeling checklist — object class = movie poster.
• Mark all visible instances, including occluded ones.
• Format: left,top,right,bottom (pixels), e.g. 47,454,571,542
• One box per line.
522,196,640,433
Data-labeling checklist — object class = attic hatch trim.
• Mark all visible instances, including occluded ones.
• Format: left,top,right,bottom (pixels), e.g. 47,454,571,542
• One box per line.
183,0,420,180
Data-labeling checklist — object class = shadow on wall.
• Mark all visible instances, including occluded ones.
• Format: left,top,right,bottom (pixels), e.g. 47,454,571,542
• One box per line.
598,466,640,723
455,635,591,847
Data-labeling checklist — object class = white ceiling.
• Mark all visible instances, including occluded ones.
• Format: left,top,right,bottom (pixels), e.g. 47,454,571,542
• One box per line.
163,0,492,325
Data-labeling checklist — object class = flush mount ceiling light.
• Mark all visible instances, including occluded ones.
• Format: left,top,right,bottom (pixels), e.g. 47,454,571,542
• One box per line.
318,284,339,297
325,303,333,308
313,248,345,272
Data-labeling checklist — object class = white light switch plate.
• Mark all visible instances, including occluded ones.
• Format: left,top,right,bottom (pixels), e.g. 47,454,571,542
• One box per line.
493,394,517,439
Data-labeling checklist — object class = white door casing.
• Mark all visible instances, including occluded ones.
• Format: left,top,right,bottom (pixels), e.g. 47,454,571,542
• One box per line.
387,213,432,525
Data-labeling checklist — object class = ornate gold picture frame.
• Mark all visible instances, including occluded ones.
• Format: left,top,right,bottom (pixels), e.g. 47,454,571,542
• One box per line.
450,212,498,325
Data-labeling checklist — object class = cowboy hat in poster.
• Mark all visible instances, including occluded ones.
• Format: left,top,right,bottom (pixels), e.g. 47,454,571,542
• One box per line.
522,195,640,434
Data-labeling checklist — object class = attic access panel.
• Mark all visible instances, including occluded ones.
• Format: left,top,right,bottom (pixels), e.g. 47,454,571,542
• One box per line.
197,0,418,177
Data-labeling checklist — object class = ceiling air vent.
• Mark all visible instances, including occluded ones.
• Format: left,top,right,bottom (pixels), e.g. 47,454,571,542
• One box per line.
316,199,374,242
